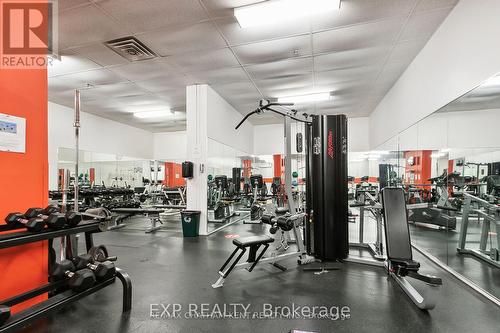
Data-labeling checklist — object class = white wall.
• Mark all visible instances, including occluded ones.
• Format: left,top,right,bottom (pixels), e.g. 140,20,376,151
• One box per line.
253,116,370,155
253,124,285,155
206,86,254,154
48,102,154,189
398,109,500,151
370,0,500,148
153,131,187,161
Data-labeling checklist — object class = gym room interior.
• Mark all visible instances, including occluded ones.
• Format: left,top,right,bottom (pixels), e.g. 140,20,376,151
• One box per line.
0,0,499,332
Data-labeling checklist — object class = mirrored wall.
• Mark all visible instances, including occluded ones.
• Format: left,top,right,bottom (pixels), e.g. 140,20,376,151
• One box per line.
205,122,308,234
352,73,500,300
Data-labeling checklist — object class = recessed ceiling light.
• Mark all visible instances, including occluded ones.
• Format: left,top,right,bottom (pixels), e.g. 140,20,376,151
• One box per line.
234,0,341,28
277,92,332,104
133,110,171,119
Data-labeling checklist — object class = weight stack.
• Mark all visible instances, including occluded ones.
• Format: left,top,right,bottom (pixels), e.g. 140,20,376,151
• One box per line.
307,114,348,261
232,167,242,194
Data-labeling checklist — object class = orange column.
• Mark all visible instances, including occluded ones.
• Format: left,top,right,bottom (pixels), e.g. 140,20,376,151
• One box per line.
0,70,48,310
242,159,252,179
164,162,186,187
273,154,282,178
404,150,432,189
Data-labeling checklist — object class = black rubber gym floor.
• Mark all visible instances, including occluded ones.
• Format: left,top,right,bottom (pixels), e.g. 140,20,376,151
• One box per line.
409,218,500,299
17,216,500,333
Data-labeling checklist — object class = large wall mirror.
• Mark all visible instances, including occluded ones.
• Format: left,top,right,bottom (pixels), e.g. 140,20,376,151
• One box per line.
394,73,500,299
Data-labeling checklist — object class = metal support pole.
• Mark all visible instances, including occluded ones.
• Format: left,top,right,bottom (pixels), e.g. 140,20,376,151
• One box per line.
74,89,81,212
284,117,296,214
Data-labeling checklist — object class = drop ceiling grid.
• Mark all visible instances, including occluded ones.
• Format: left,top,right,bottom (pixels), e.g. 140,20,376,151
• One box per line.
49,0,458,131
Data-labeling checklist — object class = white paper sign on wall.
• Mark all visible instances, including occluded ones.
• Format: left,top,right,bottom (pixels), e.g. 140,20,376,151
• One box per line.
0,113,26,153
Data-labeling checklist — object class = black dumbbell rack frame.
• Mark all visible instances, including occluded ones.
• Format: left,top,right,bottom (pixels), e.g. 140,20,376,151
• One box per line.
0,220,132,333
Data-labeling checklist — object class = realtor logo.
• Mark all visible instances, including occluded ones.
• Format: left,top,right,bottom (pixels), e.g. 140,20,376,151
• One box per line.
1,0,58,68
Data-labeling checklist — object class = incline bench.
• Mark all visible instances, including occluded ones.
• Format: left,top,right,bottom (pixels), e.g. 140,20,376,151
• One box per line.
381,187,443,310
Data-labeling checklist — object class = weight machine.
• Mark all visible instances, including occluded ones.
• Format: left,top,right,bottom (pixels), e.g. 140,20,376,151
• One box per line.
211,100,442,310
457,193,500,268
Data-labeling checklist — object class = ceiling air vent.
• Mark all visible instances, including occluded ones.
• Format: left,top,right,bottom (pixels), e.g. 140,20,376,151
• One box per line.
105,36,157,62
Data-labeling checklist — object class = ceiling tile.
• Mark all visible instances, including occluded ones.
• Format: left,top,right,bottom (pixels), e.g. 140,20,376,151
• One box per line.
233,35,312,65
168,48,239,71
313,18,404,54
245,57,313,80
399,8,452,41
69,43,130,67
315,66,380,88
153,88,187,107
201,0,262,19
59,0,91,12
107,58,182,82
214,16,311,45
49,68,128,91
134,75,194,93
78,82,149,101
187,67,249,85
312,0,414,32
414,0,458,12
313,46,390,72
212,80,259,96
255,74,313,97
58,5,125,49
96,0,207,33
138,21,227,57
386,39,428,66
48,54,102,76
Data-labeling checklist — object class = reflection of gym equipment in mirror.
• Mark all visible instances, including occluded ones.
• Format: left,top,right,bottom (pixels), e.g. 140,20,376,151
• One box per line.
457,193,500,269
406,171,458,230
349,191,384,260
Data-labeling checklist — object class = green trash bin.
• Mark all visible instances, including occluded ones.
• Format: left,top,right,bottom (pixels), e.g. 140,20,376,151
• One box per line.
181,210,200,237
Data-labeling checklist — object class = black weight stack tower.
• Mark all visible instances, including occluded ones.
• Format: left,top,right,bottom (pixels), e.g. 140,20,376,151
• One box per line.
232,167,242,194
305,114,348,261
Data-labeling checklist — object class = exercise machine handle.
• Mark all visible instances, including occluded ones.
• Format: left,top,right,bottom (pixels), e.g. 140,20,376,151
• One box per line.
235,109,261,130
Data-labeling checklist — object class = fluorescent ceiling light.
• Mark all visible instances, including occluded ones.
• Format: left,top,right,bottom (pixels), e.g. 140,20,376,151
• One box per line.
440,148,450,153
431,153,445,158
133,110,172,119
234,0,341,28
277,92,332,104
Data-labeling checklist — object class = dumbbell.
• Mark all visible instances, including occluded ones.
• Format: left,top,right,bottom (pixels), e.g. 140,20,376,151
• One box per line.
72,254,116,281
24,205,59,219
5,213,45,232
24,206,66,229
63,211,83,227
50,260,96,292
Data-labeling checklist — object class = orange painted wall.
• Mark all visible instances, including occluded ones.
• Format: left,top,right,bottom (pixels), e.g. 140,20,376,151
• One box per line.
448,159,454,173
404,150,432,189
0,67,48,312
273,154,282,179
164,162,185,187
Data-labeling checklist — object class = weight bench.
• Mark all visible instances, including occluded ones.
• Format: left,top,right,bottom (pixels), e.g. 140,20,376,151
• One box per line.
381,187,443,310
110,208,165,233
212,235,274,288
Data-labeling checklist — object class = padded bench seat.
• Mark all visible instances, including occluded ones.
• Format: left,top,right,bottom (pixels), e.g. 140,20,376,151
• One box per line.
275,207,289,214
390,259,420,270
233,235,274,248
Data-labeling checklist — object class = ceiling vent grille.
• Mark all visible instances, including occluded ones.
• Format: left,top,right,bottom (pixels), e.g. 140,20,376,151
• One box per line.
105,36,157,62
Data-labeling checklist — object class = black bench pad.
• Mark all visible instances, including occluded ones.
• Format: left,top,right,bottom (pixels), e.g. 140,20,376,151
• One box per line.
390,259,420,270
233,236,274,247
275,207,289,214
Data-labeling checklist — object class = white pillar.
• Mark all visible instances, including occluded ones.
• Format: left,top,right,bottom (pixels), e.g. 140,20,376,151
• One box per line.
186,85,209,235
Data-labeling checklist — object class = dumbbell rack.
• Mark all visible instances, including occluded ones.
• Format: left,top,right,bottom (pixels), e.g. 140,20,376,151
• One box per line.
0,220,132,333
